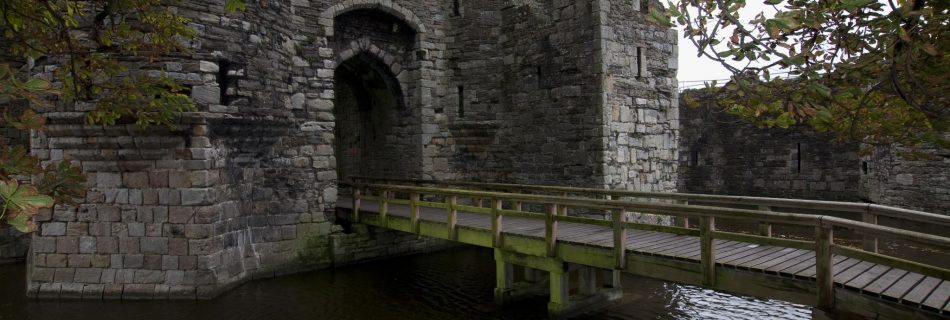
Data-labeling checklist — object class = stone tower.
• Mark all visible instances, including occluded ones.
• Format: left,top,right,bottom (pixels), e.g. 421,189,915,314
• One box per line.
24,0,678,298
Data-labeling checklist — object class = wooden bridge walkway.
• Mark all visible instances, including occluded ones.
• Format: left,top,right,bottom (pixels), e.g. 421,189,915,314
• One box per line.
337,179,950,318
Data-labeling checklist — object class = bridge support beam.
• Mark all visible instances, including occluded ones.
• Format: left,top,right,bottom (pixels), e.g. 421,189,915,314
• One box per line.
547,265,623,319
493,250,549,305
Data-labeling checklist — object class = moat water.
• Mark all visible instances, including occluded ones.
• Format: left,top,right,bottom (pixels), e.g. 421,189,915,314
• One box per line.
0,246,861,320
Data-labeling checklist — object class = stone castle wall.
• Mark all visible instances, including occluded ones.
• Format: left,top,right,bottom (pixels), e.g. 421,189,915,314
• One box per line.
677,95,948,215
17,0,680,299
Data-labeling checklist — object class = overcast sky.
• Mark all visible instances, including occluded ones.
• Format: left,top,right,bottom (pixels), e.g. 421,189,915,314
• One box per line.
675,1,772,89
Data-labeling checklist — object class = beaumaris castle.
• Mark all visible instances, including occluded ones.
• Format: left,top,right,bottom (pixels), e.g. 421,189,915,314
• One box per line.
0,0,945,302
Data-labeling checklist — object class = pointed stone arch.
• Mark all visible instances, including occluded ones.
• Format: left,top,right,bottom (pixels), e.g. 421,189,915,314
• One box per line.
335,37,409,100
320,0,427,48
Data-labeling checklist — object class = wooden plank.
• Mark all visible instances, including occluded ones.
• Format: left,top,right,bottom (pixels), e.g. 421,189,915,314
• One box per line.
719,245,775,266
834,261,876,285
844,264,891,290
654,238,700,258
862,268,908,295
798,255,846,278
921,281,950,311
640,236,695,254
716,243,764,261
747,249,811,272
881,272,924,302
830,258,862,277
629,233,681,250
832,245,950,280
711,231,812,250
779,256,816,277
901,277,942,305
732,247,797,269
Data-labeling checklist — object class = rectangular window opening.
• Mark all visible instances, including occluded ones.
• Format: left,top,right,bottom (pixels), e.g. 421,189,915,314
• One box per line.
458,85,465,118
636,47,645,78
536,66,542,86
218,59,232,106
796,143,802,173
689,149,699,167
862,161,869,174
453,0,461,17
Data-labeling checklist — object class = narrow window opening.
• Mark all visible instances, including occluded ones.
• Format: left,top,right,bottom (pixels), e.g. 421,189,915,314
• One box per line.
452,0,461,17
689,149,699,167
218,59,232,106
536,66,542,86
635,47,646,78
796,143,802,173
862,161,869,174
457,85,465,118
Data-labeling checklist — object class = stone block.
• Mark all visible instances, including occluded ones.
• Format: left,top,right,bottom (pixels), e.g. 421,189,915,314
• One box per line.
75,268,103,283
42,222,66,236
141,237,169,254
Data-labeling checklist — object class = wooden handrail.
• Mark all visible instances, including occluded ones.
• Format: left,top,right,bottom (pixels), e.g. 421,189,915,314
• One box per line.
344,177,950,229
345,180,950,312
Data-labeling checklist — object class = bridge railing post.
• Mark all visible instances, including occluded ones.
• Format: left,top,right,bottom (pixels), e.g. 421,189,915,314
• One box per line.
816,223,835,309
700,216,715,286
862,211,878,253
675,200,689,228
410,192,420,233
613,208,627,269
491,199,503,248
352,186,362,223
559,192,568,216
545,203,558,257
447,195,458,240
758,205,773,237
379,188,389,226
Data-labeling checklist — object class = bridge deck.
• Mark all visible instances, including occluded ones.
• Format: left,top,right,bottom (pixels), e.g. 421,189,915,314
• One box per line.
338,197,950,315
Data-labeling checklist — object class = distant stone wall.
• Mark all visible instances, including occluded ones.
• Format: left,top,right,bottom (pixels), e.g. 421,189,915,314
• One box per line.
677,94,948,215
862,139,950,214
677,99,863,201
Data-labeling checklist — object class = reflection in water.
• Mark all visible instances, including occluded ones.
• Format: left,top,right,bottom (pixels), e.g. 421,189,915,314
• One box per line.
1,246,845,320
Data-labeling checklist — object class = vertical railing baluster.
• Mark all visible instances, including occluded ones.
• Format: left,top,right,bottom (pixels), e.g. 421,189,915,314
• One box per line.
491,199,503,248
758,205,773,237
816,224,835,309
379,189,389,226
700,216,716,286
676,200,689,228
613,208,627,269
447,195,458,240
545,203,558,257
352,186,362,223
862,211,878,253
559,192,568,216
410,192,420,233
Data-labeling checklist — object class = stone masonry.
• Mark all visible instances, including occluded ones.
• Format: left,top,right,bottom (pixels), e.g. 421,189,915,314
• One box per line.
14,0,680,299
677,92,949,214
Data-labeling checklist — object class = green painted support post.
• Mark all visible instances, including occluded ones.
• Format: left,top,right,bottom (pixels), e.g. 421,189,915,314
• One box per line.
758,205,773,237
613,208,627,269
700,216,715,286
816,224,835,309
491,199,503,248
352,187,361,223
494,250,513,305
448,195,458,240
547,269,569,317
545,203,558,257
862,212,878,253
410,192,420,233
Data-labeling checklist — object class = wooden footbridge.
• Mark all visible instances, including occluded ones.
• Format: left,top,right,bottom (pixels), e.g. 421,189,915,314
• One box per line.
337,178,950,318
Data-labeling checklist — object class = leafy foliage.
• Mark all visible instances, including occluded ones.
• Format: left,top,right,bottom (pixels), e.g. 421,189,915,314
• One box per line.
0,0,244,233
654,0,948,148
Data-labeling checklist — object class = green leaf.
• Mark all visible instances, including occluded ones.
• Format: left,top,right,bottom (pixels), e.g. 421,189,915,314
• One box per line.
765,0,783,4
811,83,832,98
224,0,246,12
0,180,55,212
842,0,875,9
8,214,30,233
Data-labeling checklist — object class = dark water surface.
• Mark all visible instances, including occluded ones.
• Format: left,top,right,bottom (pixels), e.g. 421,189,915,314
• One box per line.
1,246,855,320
